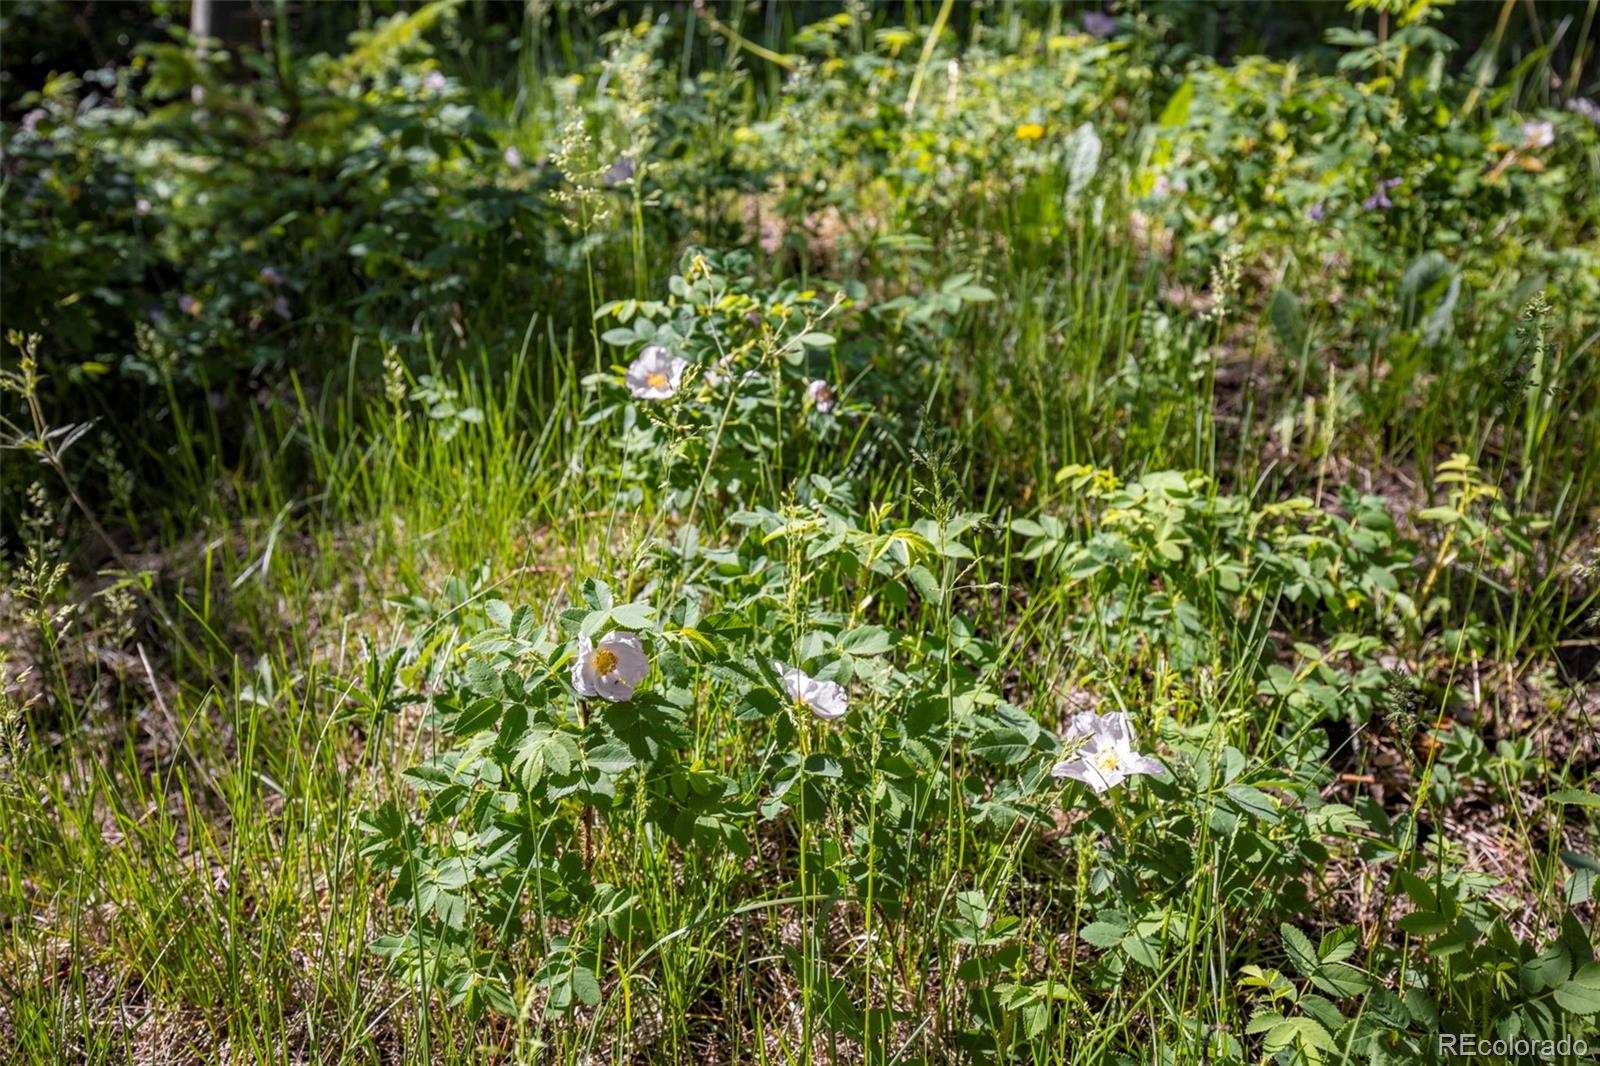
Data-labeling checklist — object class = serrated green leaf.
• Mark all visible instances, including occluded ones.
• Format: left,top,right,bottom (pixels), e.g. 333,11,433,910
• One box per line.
485,599,513,627
585,739,637,774
570,965,602,1007
1280,923,1319,978
1397,912,1450,937
1223,783,1281,824
1555,963,1600,1015
464,658,503,697
1550,790,1600,808
1310,962,1372,998
837,625,896,655
607,601,655,630
1080,921,1125,948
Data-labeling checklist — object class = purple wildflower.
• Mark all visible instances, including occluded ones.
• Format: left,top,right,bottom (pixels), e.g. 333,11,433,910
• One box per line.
1309,200,1326,222
1152,174,1188,199
1081,10,1117,38
1567,98,1600,129
602,156,635,187
1362,176,1402,211
259,266,284,287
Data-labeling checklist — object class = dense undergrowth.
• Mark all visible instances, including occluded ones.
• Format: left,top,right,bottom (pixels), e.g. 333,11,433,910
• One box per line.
2,1,1599,1063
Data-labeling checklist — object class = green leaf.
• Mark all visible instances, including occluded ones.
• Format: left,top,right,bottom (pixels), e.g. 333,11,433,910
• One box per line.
1523,942,1573,993
1554,962,1600,1015
1261,1016,1335,1055
1549,789,1600,808
452,696,502,736
1280,924,1319,978
400,760,454,791
1121,933,1160,969
1223,783,1281,824
481,976,517,1017
1318,926,1359,965
511,606,535,640
1080,921,1125,948
607,601,655,630
802,753,842,778
1400,251,1450,298
1563,851,1598,906
465,658,503,698
514,727,573,790
1310,962,1372,998
1268,287,1306,353
485,599,513,627
585,739,637,774
1397,912,1450,937
971,726,1035,766
1158,78,1194,128
1396,870,1438,911
581,578,614,611
954,890,990,932
837,625,896,655
570,965,602,1007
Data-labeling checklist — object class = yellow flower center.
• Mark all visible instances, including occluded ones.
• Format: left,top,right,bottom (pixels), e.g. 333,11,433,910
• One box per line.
592,648,618,675
1094,750,1122,773
646,372,668,389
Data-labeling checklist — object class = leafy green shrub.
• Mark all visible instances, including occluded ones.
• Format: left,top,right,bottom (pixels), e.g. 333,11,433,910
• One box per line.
360,267,1594,1053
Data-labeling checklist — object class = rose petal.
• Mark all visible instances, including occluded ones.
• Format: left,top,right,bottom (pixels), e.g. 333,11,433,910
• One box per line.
807,679,849,720
593,671,636,702
571,633,600,697
1053,757,1119,793
1066,711,1101,740
1124,754,1165,777
1096,711,1132,745
600,631,649,685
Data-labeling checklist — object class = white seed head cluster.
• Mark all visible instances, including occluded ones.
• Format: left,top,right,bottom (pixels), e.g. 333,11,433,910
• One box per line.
382,347,408,407
551,115,612,225
1202,245,1243,325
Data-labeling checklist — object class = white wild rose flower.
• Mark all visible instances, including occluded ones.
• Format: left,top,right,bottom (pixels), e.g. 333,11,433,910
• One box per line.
1051,710,1163,794
572,631,648,702
775,661,848,720
1521,119,1555,148
806,379,837,413
626,345,688,400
